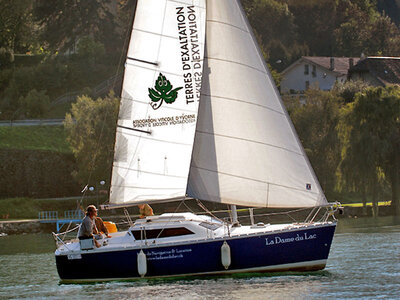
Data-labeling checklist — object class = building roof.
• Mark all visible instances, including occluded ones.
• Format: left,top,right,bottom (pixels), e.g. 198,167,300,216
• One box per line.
282,56,360,76
302,56,360,75
348,57,400,86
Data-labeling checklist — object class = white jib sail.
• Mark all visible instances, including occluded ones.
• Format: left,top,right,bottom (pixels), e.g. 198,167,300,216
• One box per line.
187,0,327,208
110,0,206,204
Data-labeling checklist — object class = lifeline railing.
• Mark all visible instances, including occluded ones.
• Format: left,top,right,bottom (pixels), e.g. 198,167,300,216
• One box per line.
51,202,342,248
154,200,342,228
211,202,342,228
52,225,80,249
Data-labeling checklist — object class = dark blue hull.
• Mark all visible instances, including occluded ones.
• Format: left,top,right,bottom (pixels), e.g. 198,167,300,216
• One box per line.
56,223,336,282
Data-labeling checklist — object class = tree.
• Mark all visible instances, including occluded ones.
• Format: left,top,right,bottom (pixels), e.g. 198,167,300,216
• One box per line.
77,36,106,65
333,80,370,103
64,92,119,186
377,0,400,26
334,1,400,56
243,0,305,70
368,14,400,56
287,0,336,56
0,0,35,54
117,0,137,28
0,47,14,68
289,89,342,198
244,0,296,47
339,86,400,216
0,62,69,120
19,89,50,118
34,0,118,53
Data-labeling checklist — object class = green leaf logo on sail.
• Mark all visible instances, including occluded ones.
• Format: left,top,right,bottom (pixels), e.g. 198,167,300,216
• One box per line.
148,73,183,110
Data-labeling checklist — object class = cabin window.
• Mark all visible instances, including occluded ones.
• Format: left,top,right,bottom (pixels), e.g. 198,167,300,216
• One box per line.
305,81,310,90
312,65,316,77
304,64,309,75
131,227,195,240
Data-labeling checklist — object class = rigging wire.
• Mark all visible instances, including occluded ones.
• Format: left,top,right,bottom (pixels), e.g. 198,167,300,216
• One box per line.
196,200,225,223
100,0,140,206
79,1,138,208
152,200,186,241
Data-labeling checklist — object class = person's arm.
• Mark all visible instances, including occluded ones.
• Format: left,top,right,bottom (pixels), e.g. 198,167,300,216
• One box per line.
92,219,99,235
102,224,109,235
98,218,110,236
146,205,154,216
139,208,145,218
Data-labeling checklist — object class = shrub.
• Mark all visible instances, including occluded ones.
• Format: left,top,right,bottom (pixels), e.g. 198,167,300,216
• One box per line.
0,149,80,198
19,89,50,118
0,47,14,68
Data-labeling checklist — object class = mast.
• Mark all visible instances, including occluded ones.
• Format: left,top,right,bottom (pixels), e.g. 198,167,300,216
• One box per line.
230,205,239,226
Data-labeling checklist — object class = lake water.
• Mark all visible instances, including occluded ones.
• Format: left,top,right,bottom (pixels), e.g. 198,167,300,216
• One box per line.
0,217,399,300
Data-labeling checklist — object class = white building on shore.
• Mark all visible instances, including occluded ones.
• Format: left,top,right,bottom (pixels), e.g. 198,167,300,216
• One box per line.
280,56,359,94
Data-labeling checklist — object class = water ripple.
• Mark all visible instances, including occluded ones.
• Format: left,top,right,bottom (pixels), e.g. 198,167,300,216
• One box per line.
0,222,399,299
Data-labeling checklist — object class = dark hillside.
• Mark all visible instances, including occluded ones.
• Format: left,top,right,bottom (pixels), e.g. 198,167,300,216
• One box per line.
378,0,400,25
0,126,79,198
0,149,79,198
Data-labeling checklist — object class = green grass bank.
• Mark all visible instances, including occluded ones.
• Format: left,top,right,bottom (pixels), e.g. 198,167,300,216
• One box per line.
0,197,103,220
0,125,80,199
0,126,71,153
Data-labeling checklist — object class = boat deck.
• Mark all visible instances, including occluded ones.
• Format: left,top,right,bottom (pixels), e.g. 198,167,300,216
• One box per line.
55,213,335,255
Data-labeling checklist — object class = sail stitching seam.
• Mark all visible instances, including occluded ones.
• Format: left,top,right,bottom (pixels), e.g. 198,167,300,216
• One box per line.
195,130,303,156
120,96,195,114
234,0,326,202
192,166,320,195
111,185,182,190
116,127,192,146
116,0,170,190
131,27,206,45
206,19,248,34
205,56,266,75
125,60,185,78
132,28,176,41
114,165,187,179
200,93,285,115
168,0,205,9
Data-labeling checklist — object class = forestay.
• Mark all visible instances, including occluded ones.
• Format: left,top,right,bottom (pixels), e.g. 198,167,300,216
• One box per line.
187,0,327,208
110,0,206,204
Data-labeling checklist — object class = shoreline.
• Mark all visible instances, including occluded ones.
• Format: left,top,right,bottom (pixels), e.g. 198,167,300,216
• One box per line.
0,219,50,235
1,207,399,235
0,215,130,235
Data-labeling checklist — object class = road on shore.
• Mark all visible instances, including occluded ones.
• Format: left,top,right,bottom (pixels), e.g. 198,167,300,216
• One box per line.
0,119,64,127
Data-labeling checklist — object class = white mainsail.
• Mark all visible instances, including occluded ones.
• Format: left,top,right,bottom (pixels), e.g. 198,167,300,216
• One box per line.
187,0,327,208
110,0,327,208
110,0,207,204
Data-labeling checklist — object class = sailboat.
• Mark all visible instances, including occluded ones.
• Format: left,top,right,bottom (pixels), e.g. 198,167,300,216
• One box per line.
54,0,340,282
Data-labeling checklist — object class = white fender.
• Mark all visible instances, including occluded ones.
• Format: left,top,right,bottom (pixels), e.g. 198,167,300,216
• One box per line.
137,249,147,277
221,241,231,269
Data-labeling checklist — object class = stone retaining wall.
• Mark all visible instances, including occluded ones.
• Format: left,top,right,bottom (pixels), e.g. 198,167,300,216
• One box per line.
0,220,54,235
